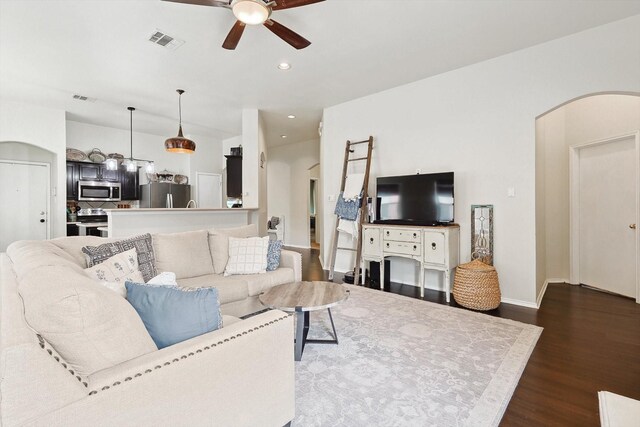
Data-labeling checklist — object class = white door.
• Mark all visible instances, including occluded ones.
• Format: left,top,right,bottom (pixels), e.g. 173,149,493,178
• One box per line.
196,173,222,208
578,136,637,298
0,161,49,252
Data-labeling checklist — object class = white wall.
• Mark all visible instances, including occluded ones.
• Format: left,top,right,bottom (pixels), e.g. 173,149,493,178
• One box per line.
536,94,640,294
66,120,223,189
242,109,259,209
267,139,320,247
321,16,640,307
0,101,66,239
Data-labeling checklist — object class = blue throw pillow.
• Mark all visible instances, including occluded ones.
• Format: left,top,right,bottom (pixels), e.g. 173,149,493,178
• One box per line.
267,240,284,271
125,282,222,349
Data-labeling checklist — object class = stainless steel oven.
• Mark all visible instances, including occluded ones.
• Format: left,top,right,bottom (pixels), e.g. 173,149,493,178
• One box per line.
78,180,121,202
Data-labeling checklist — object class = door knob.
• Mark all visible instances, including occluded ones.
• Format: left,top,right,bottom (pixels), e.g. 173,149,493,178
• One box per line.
631,224,637,230
39,219,45,223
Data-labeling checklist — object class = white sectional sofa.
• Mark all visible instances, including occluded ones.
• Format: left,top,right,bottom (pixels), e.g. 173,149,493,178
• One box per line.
0,226,300,426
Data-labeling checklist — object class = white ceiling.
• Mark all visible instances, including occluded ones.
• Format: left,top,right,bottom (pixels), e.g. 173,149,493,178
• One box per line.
1,0,639,146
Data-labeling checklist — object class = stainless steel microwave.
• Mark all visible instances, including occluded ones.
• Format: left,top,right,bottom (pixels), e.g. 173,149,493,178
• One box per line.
78,180,121,201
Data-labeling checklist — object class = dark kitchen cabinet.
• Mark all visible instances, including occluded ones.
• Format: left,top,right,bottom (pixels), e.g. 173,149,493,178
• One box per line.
77,162,120,182
120,166,140,200
225,155,242,198
66,161,140,201
66,163,78,200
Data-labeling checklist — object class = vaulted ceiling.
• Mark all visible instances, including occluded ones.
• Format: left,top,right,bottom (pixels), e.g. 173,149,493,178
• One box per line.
1,0,639,146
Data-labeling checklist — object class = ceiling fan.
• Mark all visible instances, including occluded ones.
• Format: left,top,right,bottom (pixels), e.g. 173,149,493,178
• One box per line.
163,0,324,50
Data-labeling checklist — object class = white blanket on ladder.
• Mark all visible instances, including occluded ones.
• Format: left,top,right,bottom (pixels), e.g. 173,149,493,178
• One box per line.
343,173,365,201
338,211,360,239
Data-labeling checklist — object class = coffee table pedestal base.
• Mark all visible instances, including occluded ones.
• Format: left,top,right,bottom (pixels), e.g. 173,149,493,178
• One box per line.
294,307,338,361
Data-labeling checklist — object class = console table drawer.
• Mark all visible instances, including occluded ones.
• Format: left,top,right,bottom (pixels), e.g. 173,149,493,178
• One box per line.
383,228,421,243
384,241,422,256
424,231,445,264
363,227,382,257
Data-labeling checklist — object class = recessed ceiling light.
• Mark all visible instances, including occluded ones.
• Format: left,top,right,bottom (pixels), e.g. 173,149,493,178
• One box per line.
278,62,291,70
281,135,287,139
287,115,296,119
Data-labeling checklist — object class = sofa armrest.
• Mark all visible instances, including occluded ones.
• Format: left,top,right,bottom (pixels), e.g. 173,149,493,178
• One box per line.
279,249,302,282
26,310,294,427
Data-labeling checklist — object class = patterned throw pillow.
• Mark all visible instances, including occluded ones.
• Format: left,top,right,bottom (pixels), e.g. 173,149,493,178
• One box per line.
84,248,145,297
224,236,269,276
125,282,223,349
82,233,157,282
267,240,284,271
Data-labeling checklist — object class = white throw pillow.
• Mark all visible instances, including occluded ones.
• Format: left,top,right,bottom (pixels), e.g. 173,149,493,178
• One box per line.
224,236,269,276
147,271,178,286
84,248,145,297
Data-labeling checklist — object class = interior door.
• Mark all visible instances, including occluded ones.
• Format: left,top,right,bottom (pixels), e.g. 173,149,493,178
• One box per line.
197,173,222,208
578,137,637,298
0,161,49,252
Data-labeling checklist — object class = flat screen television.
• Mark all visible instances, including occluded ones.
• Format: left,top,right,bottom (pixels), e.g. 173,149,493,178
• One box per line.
375,172,454,226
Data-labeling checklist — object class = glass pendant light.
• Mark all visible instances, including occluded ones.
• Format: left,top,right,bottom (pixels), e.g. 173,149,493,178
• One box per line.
105,158,118,171
164,89,196,154
123,107,138,172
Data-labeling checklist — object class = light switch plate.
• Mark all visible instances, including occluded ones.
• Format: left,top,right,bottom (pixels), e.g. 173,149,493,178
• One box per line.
507,187,516,197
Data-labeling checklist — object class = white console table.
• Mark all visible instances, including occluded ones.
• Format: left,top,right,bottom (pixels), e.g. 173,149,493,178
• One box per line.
360,224,460,301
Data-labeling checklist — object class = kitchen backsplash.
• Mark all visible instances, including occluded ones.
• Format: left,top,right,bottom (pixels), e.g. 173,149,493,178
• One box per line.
76,200,140,210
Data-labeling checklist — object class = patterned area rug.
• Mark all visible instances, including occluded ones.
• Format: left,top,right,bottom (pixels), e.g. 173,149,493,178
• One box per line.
294,285,542,426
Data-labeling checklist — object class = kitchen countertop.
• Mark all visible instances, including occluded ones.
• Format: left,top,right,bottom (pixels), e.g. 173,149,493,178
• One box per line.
105,208,255,213
77,222,108,227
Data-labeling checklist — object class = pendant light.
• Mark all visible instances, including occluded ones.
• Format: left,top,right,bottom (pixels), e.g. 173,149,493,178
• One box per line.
122,107,155,173
165,89,196,154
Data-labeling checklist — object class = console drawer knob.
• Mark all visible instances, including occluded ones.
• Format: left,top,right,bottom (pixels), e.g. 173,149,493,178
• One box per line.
432,242,437,250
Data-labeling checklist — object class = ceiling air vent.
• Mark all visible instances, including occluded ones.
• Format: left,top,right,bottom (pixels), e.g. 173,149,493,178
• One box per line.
72,94,97,102
148,30,185,50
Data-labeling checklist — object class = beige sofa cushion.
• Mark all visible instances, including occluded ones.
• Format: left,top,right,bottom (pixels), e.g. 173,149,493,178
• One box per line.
153,230,214,279
177,274,249,305
209,224,259,274
243,268,296,297
7,240,157,377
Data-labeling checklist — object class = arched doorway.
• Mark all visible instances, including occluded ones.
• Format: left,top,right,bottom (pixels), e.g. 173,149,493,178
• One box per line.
535,93,640,303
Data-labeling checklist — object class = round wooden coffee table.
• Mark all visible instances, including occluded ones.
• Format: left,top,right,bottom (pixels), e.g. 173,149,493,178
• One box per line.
259,281,349,361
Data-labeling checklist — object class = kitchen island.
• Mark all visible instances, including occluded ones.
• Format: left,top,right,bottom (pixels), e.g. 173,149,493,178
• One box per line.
106,208,256,238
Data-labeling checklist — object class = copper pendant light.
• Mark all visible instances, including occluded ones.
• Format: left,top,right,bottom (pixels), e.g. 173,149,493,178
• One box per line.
165,89,196,153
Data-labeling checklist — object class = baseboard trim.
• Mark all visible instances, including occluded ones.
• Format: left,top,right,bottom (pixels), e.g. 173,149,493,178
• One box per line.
285,244,311,249
537,281,549,308
537,278,567,308
500,298,539,309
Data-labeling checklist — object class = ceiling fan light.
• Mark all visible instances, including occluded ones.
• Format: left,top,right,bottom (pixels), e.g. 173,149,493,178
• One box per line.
232,0,270,25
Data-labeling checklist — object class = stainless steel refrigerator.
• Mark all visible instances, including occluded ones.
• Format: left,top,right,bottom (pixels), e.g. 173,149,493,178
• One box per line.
139,183,191,208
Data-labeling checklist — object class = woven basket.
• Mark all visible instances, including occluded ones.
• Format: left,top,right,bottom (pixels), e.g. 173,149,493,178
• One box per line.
453,259,501,310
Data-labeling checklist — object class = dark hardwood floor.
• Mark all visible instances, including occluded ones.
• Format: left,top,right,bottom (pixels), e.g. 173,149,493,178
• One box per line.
290,247,640,427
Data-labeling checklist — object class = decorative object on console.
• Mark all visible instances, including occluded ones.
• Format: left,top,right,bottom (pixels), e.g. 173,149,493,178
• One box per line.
471,204,494,265
82,233,157,282
224,236,269,276
267,240,284,271
452,259,501,311
125,281,222,349
84,248,145,298
165,89,196,153
162,0,324,50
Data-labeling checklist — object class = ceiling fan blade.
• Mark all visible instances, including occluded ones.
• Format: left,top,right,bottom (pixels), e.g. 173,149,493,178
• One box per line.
263,19,311,50
222,20,246,50
271,0,324,11
162,0,230,8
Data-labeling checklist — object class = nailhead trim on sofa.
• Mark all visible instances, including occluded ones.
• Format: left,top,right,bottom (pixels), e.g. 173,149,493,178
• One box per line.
87,314,292,396
37,334,89,388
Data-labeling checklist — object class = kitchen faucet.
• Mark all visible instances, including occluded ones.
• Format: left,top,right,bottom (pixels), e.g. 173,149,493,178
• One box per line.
186,200,198,208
